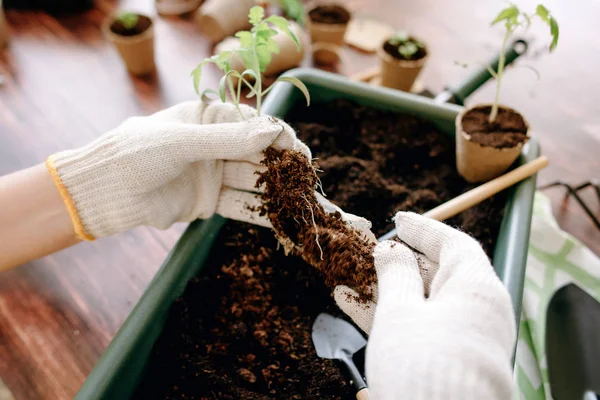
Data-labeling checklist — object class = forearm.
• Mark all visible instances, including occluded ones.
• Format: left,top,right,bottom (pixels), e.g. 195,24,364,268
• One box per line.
0,164,79,271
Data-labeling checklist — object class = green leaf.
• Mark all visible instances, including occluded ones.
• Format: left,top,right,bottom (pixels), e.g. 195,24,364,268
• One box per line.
549,16,559,51
266,15,300,49
218,70,239,103
210,51,232,72
190,59,212,95
240,69,259,97
200,88,219,100
235,31,253,48
235,48,254,72
256,44,273,72
241,69,258,81
523,12,531,28
275,76,310,106
249,6,264,26
536,4,549,22
491,5,519,25
260,36,280,54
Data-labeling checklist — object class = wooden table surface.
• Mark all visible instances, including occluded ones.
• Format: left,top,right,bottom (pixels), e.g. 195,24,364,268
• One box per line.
1,0,598,398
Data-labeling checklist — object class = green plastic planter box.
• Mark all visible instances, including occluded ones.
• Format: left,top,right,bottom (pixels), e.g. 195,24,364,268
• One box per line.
76,68,539,399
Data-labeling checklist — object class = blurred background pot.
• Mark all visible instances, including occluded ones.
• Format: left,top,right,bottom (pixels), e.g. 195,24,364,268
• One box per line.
103,14,155,77
156,0,203,16
306,4,350,46
195,0,255,42
456,104,530,183
377,35,427,91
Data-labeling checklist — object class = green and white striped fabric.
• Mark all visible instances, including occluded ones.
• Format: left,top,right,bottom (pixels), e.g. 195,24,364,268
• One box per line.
515,192,600,399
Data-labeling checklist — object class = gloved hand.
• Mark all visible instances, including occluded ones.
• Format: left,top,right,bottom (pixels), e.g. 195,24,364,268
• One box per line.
335,212,516,399
46,101,310,240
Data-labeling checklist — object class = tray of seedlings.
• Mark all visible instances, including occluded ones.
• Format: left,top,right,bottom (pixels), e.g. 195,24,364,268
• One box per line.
76,4,559,399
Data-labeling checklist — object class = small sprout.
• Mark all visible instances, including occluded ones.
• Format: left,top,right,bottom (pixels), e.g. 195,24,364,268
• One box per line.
117,12,139,30
388,31,425,59
191,6,310,119
488,3,559,122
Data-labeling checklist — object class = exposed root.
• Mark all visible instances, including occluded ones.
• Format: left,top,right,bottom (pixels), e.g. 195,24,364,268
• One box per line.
302,194,323,261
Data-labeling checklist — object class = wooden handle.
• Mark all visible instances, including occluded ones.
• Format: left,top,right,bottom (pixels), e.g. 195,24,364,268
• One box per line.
356,387,370,400
350,66,380,82
423,156,548,222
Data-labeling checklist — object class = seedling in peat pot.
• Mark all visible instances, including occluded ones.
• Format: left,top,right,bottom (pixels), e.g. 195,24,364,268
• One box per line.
191,6,310,119
387,31,426,60
488,3,559,122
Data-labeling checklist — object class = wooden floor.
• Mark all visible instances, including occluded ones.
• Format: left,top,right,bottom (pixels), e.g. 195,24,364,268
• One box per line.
1,0,598,398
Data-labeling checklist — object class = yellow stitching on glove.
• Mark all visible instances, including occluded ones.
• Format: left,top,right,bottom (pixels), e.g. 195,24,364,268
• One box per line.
46,155,95,241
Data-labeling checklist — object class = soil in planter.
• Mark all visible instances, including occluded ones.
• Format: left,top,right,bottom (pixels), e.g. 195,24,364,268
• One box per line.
256,148,376,302
461,105,529,149
286,98,507,255
133,221,356,400
309,5,351,25
110,15,152,37
383,39,427,61
134,99,508,399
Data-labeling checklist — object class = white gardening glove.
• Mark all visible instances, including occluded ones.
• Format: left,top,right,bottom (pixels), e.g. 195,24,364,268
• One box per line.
335,212,516,400
45,101,310,240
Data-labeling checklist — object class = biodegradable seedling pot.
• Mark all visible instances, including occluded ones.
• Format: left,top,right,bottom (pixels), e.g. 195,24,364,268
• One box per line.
103,14,155,77
0,0,8,48
306,4,351,46
214,21,307,76
456,103,530,183
377,36,427,91
195,0,255,42
156,0,203,16
76,69,539,399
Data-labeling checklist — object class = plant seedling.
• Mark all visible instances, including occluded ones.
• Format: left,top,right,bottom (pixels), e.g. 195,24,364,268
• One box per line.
191,6,310,119
488,3,559,122
387,31,425,59
117,12,139,30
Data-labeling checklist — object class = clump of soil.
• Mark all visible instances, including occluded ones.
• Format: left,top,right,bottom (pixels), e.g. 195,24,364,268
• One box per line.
309,5,351,24
110,15,152,37
383,40,427,61
133,222,356,400
256,148,376,302
461,105,529,148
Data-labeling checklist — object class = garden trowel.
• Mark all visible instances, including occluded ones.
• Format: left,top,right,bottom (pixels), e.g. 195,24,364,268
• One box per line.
312,313,369,399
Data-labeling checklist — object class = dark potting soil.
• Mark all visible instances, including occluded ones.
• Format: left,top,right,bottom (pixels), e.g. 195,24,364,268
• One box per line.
133,221,355,400
134,99,507,399
461,105,529,149
308,5,351,24
110,15,152,37
383,40,427,61
287,99,507,255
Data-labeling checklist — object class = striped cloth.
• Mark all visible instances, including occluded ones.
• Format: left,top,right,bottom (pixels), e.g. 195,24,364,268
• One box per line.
515,192,600,399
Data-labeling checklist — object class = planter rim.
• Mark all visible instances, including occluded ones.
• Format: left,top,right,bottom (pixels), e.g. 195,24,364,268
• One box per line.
102,14,154,44
456,103,530,152
377,39,428,68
